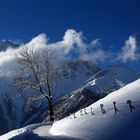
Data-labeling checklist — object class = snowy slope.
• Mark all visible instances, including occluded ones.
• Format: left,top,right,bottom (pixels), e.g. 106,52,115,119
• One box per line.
0,56,100,135
49,78,140,140
85,64,140,92
1,78,140,140
51,64,140,120
53,60,100,98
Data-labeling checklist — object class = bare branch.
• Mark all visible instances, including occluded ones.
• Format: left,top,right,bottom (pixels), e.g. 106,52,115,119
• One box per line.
14,45,63,122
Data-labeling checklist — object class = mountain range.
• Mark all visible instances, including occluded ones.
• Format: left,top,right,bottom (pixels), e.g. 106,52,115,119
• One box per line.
1,77,140,140
0,40,139,136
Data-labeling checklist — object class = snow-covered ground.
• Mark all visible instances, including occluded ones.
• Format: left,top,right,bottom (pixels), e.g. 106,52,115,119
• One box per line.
0,59,100,134
1,78,140,140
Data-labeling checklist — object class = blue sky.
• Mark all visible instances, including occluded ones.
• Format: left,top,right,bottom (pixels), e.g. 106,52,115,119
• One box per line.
0,0,140,70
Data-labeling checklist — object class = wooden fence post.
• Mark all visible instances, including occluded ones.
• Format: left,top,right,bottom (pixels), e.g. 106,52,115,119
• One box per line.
100,104,106,115
73,113,76,118
80,109,83,116
113,101,119,115
90,107,94,115
127,100,135,112
84,108,88,114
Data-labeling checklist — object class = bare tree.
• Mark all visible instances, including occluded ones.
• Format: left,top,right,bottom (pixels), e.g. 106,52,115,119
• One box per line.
15,45,62,122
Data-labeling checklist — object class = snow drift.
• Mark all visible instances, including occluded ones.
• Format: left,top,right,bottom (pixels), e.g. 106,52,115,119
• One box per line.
1,78,140,140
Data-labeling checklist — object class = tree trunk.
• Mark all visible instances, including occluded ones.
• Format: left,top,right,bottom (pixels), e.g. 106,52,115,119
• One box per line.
48,98,54,122
47,78,54,122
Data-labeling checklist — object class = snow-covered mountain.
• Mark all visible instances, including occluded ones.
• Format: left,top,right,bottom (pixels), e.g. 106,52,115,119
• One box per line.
0,40,140,136
1,78,140,140
0,40,19,51
50,78,140,140
0,41,19,135
53,60,101,98
0,57,100,135
50,64,140,120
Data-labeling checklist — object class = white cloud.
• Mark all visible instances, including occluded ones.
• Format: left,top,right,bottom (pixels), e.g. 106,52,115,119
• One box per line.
51,29,105,62
80,50,106,63
90,39,101,48
0,29,106,77
27,33,49,49
53,29,87,56
1,30,139,77
0,48,15,64
0,50,15,76
118,36,139,62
